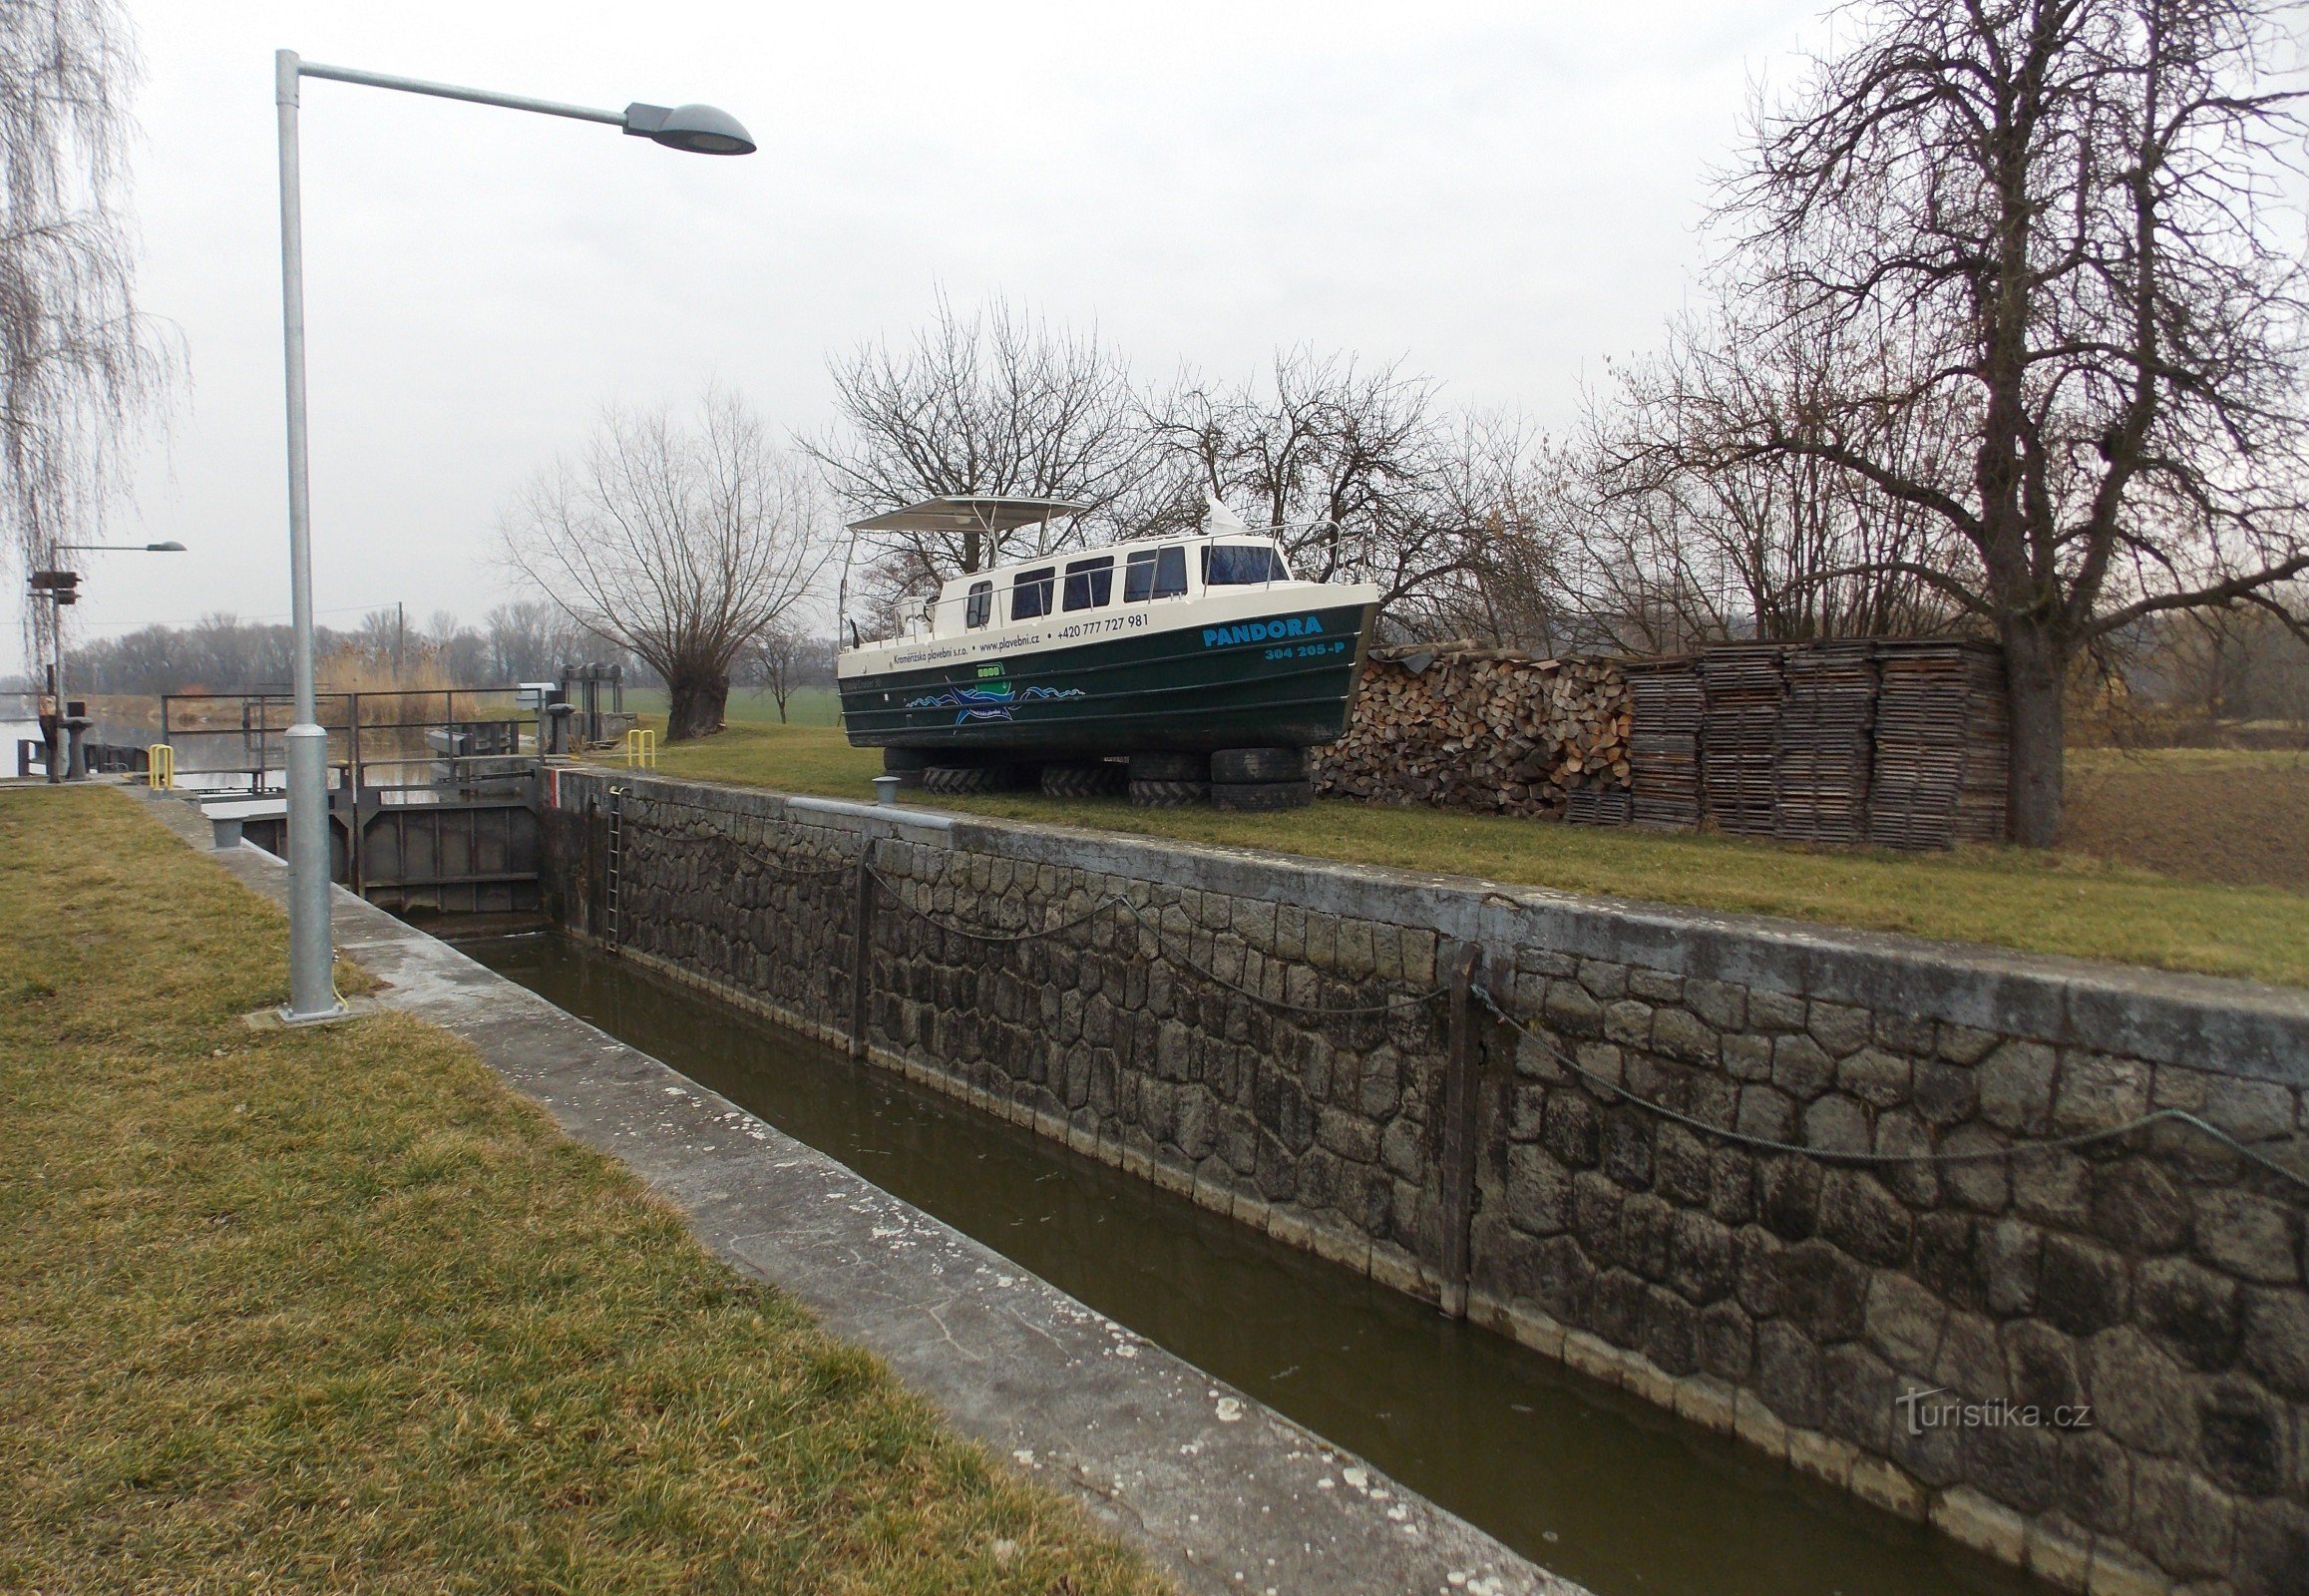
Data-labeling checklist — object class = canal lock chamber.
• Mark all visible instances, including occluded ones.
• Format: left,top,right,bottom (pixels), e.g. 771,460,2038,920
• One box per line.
450,926,2044,1596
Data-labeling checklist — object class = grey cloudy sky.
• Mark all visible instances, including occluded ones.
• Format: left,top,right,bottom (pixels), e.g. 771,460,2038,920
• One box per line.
44,0,1828,670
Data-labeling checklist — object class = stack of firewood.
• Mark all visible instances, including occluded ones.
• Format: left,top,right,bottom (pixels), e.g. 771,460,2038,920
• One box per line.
1311,642,1633,817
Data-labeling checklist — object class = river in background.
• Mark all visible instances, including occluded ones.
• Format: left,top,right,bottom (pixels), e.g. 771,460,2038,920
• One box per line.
462,931,2043,1596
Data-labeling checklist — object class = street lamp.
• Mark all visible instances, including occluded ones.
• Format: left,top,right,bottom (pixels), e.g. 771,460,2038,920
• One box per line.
31,539,189,783
272,53,753,1024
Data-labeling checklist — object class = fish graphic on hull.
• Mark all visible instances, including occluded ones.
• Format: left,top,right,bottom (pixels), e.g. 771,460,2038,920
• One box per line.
904,682,1087,725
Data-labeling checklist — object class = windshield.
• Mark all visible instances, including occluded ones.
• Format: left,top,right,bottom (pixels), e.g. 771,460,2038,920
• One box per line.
1201,544,1288,586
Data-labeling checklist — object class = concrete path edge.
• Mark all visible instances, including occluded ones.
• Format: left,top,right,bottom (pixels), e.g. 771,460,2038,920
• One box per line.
132,787,1576,1596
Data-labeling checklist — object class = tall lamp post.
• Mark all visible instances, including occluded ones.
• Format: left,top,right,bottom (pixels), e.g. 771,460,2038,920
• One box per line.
32,540,189,783
272,52,753,1023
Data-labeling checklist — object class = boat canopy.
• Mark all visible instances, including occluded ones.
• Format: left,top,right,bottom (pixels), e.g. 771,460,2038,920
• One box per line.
845,496,1088,536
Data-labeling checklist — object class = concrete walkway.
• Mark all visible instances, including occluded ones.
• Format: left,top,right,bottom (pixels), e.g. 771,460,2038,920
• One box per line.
139,788,1573,1596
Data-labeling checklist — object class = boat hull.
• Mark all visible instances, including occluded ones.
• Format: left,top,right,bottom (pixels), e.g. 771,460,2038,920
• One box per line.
839,599,1376,755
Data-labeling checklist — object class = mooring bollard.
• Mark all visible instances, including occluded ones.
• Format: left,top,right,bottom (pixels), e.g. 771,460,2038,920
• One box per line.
210,814,245,851
872,774,901,806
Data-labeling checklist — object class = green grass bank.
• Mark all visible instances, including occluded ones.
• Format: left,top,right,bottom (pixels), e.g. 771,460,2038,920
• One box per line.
635,720,2309,990
0,785,1166,1596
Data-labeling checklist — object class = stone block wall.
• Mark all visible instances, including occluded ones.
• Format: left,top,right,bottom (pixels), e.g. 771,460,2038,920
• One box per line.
537,769,2309,1596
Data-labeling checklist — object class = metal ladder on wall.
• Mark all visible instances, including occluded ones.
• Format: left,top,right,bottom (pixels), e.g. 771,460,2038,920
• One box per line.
604,785,623,953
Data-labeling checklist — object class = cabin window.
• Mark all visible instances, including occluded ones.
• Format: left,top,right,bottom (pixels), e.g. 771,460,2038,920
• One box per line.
1062,556,1113,611
1124,545,1188,602
963,582,992,629
1010,567,1056,620
1202,543,1287,587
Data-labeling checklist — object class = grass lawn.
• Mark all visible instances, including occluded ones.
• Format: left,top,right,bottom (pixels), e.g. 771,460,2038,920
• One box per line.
624,685,844,727
0,785,1166,1596
636,720,2309,990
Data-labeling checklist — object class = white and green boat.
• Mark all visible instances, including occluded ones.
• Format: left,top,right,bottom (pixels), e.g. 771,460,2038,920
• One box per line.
835,497,1379,774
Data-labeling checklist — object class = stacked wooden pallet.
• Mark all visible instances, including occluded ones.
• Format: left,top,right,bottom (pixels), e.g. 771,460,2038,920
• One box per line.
1866,639,2009,848
1699,644,1788,836
1773,641,1880,843
1311,642,1632,817
1624,659,1704,830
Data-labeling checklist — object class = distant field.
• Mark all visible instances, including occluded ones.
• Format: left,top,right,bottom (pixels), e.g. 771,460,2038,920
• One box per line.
2063,747,2309,891
635,720,2309,989
623,686,841,727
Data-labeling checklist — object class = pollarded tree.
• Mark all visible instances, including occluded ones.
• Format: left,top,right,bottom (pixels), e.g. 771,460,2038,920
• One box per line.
502,390,830,740
1695,0,2309,843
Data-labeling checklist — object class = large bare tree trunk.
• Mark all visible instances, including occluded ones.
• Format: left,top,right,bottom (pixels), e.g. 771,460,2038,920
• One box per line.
666,671,730,741
2002,619,2067,847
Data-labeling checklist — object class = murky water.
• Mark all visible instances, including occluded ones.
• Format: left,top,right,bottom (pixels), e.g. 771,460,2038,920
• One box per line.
463,931,2041,1596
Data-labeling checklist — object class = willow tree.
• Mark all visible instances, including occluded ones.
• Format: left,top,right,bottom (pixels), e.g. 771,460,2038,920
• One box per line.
1,0,176,658
1687,0,2309,844
502,391,830,740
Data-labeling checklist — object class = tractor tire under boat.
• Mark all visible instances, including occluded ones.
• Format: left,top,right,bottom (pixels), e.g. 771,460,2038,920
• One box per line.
1041,762,1127,799
922,764,1007,796
1211,779,1314,812
1129,778,1210,808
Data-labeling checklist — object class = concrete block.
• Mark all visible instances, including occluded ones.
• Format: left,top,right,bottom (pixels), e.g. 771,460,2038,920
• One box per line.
1673,1375,1738,1434
1850,1454,1929,1522
2086,1548,2172,1596
1933,1486,2031,1566
1563,1331,1629,1388
2028,1517,2096,1592
1733,1388,1789,1460
1786,1425,1856,1488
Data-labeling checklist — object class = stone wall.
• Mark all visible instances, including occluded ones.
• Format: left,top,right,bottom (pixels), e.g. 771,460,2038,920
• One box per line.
537,768,2309,1596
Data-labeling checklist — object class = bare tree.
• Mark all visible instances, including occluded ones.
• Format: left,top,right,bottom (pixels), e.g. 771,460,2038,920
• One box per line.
481,599,588,683
807,292,1147,615
1680,0,2309,843
1143,349,1481,619
502,390,830,740
743,623,814,722
1596,304,1972,645
1,0,177,681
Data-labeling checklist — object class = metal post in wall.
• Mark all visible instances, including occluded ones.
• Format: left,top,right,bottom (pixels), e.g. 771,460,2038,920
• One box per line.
849,839,877,1058
1437,942,1485,1320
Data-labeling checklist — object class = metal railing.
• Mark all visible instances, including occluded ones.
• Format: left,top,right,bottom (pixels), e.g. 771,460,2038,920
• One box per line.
156,686,534,800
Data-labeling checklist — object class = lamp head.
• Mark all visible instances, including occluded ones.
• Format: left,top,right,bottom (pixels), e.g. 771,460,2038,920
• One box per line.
148,541,187,552
621,102,755,156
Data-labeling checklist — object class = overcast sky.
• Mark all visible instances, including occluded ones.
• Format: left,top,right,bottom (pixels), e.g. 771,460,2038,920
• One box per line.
30,0,1831,673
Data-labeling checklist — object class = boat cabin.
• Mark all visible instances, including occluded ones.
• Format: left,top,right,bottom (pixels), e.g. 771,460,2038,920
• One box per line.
905,534,1296,642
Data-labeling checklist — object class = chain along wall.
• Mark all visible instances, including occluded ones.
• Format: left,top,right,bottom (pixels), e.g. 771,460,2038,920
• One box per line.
538,770,2309,1596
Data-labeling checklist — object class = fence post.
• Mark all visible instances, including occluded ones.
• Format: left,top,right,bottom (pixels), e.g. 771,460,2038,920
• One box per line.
849,839,877,1058
1437,942,1485,1320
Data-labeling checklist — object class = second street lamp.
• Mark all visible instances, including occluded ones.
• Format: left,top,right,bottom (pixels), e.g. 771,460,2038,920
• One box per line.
36,539,189,782
272,52,753,1023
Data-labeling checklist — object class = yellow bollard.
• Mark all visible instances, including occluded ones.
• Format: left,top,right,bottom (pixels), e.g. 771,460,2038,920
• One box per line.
622,727,658,769
147,743,176,789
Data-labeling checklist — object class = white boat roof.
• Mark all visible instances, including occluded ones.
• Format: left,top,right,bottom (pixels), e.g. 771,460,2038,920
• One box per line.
846,495,1088,536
